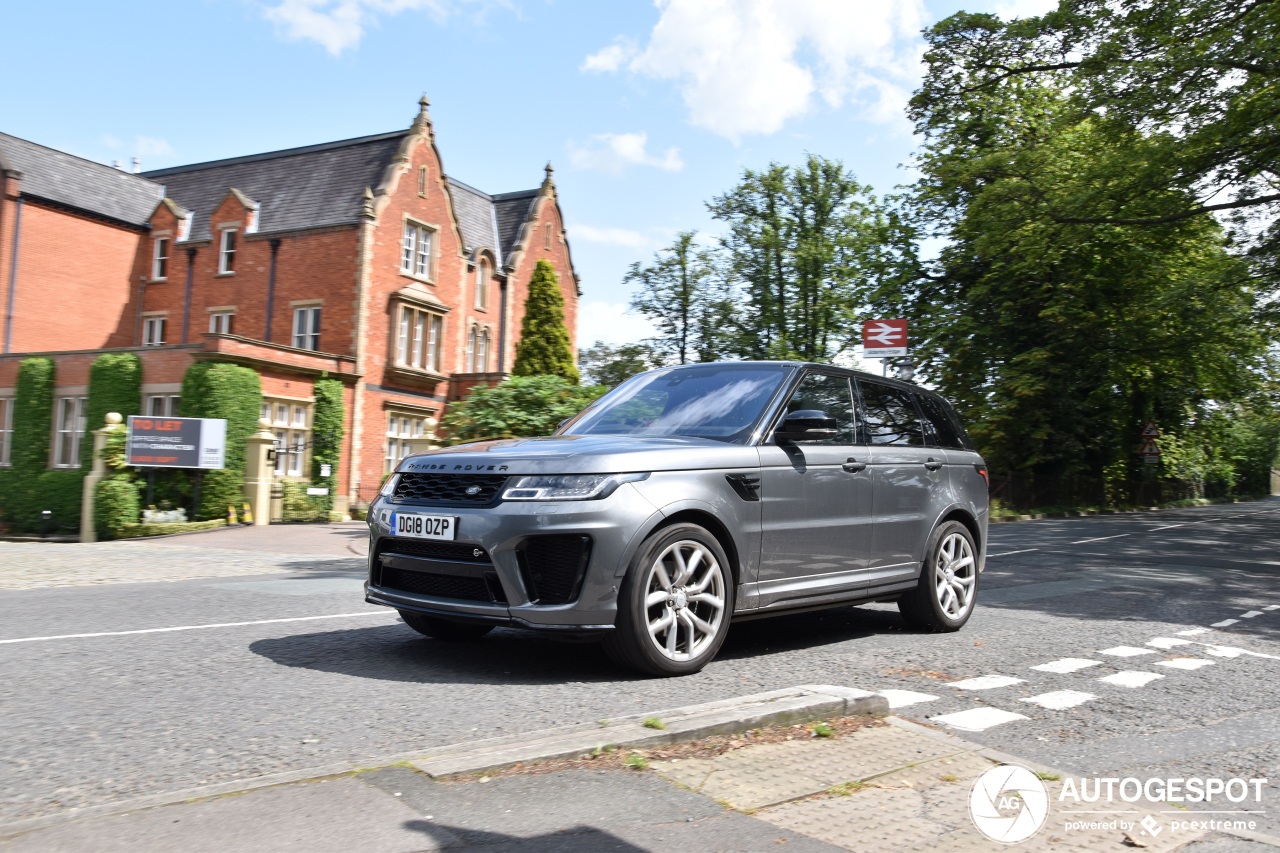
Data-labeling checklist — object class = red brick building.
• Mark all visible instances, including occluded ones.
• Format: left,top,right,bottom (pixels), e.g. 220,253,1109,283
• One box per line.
0,97,580,513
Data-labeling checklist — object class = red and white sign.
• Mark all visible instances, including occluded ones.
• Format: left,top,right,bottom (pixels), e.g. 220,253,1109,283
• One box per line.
862,319,908,357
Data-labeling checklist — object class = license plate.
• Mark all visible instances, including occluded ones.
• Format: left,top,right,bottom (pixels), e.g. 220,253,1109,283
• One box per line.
390,512,458,541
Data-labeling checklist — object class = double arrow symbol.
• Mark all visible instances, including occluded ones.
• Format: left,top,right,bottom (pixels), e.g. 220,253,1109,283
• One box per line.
865,322,904,345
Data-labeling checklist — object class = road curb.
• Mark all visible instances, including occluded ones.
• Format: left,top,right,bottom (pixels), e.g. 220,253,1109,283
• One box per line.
0,684,887,840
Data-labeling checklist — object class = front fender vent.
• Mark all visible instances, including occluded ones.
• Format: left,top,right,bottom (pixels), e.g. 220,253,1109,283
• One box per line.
725,473,761,501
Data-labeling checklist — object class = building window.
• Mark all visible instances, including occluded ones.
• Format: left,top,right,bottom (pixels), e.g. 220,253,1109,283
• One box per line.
0,397,12,467
395,304,443,372
142,316,166,346
53,396,86,468
464,325,476,372
385,412,427,473
145,394,181,417
544,223,552,250
209,311,234,335
218,229,237,274
152,238,169,281
475,260,489,310
292,306,321,351
477,328,490,372
418,165,428,197
263,398,310,477
401,221,434,278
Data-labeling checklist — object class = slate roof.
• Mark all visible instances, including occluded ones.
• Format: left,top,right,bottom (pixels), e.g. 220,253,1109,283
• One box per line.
0,132,164,227
142,132,406,242
492,190,540,265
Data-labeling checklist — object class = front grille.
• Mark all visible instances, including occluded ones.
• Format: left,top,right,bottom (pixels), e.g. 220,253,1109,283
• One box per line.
517,535,592,605
379,539,491,563
380,567,497,603
392,473,508,506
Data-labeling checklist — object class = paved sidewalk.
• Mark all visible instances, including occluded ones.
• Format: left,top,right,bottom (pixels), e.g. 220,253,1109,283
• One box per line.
4,688,1274,853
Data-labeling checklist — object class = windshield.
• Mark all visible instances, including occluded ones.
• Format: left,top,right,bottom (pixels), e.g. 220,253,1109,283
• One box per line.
561,364,791,443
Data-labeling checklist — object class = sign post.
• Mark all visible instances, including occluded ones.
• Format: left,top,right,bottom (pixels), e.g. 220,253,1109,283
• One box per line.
862,319,908,358
1140,421,1161,465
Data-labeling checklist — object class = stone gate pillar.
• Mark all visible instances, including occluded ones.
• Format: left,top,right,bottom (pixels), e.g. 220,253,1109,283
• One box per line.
80,412,123,543
244,419,276,527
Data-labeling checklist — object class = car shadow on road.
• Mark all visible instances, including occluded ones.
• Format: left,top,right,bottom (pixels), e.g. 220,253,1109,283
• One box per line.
402,820,648,851
248,606,905,684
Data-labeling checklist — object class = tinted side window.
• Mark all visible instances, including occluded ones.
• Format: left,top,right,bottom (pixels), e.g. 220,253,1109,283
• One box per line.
783,373,856,444
858,380,924,446
916,392,965,449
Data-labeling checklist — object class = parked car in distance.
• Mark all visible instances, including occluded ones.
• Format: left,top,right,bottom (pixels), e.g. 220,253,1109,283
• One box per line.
366,361,989,676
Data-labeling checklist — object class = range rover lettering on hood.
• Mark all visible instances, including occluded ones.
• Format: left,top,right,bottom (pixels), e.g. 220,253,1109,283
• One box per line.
402,462,511,472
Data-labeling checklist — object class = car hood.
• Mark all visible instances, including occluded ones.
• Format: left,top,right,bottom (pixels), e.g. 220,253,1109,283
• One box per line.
396,434,759,475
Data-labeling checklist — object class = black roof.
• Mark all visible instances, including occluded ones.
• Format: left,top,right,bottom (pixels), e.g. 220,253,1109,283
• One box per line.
142,132,406,242
446,177,501,261
493,190,539,265
0,132,163,227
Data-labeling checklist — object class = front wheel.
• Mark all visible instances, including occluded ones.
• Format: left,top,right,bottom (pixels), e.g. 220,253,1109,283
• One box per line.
399,610,494,640
603,523,734,676
898,520,978,632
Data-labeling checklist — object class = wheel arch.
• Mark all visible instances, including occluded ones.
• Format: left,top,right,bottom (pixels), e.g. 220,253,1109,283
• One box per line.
936,505,982,561
643,508,743,588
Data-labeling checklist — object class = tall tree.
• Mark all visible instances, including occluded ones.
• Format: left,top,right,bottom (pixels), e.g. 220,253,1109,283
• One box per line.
708,155,908,362
625,231,731,364
578,340,661,388
513,259,579,383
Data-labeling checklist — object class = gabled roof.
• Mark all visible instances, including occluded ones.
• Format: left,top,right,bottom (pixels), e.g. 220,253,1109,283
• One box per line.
447,179,541,268
143,131,406,242
0,132,164,227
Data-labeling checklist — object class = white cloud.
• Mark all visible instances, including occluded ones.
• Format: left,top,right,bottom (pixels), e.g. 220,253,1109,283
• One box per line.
262,0,499,56
580,40,637,73
134,136,175,158
994,0,1058,19
585,0,927,141
577,300,658,346
569,224,657,249
568,132,683,173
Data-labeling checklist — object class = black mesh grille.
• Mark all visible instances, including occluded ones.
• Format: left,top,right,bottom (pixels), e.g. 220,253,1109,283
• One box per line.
392,473,508,506
518,536,592,605
379,539,491,563
380,567,493,602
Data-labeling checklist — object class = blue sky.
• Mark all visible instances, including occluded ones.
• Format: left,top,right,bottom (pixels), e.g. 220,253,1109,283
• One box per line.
5,0,1050,347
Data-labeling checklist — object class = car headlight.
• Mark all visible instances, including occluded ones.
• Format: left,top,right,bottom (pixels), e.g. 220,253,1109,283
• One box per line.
502,473,649,501
378,474,400,499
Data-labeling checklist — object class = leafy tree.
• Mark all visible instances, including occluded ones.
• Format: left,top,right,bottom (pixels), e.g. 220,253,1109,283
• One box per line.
179,363,262,520
513,259,579,383
707,155,911,362
441,375,606,443
578,340,661,388
625,231,732,364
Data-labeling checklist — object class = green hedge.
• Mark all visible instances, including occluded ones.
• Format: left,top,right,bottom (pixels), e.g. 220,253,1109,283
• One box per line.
0,358,86,533
178,362,262,520
116,518,228,539
311,376,345,513
81,353,142,470
94,475,141,539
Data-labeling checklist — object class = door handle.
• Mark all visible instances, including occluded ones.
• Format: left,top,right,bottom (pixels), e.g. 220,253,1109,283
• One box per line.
924,457,943,471
842,459,867,473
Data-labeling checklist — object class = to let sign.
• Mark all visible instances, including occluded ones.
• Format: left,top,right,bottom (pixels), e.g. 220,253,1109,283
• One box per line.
127,416,227,469
863,319,908,357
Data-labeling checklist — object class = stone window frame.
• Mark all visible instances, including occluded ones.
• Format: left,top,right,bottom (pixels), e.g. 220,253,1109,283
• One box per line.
52,395,87,469
142,312,167,347
217,228,237,276
152,233,171,281
400,217,438,282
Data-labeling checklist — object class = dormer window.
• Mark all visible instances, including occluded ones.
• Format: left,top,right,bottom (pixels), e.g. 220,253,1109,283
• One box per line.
152,238,169,280
401,221,434,279
218,229,237,274
475,259,489,310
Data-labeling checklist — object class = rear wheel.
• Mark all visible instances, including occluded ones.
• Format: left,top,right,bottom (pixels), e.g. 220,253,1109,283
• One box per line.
399,610,494,640
898,520,978,632
603,523,734,677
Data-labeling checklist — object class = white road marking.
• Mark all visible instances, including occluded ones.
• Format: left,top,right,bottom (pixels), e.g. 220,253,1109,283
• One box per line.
1156,658,1214,671
1176,628,1212,636
1070,534,1131,545
0,611,392,645
1032,658,1102,673
1211,619,1239,628
1196,644,1280,660
1020,690,1096,710
1098,646,1158,657
988,549,1040,558
1265,605,1280,611
877,689,940,709
1240,611,1263,618
932,707,1029,732
1098,671,1165,688
947,675,1025,690
1146,638,1192,649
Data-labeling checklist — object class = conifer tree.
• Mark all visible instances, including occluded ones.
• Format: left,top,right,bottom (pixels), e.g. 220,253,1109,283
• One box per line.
512,259,579,383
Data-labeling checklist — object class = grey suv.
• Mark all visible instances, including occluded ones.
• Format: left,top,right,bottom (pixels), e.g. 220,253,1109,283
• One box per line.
366,361,988,676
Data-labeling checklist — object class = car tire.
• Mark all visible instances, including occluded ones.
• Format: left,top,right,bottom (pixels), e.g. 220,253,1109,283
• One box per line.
603,523,735,677
399,610,494,640
898,520,979,633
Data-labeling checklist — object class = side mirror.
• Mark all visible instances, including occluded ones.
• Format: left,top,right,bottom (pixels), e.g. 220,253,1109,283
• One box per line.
775,410,839,442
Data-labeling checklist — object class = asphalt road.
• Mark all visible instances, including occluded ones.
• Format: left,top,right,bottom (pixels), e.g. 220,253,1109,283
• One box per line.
2,501,1278,836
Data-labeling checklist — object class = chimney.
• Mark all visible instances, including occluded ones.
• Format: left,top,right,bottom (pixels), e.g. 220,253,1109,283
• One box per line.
131,157,141,174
